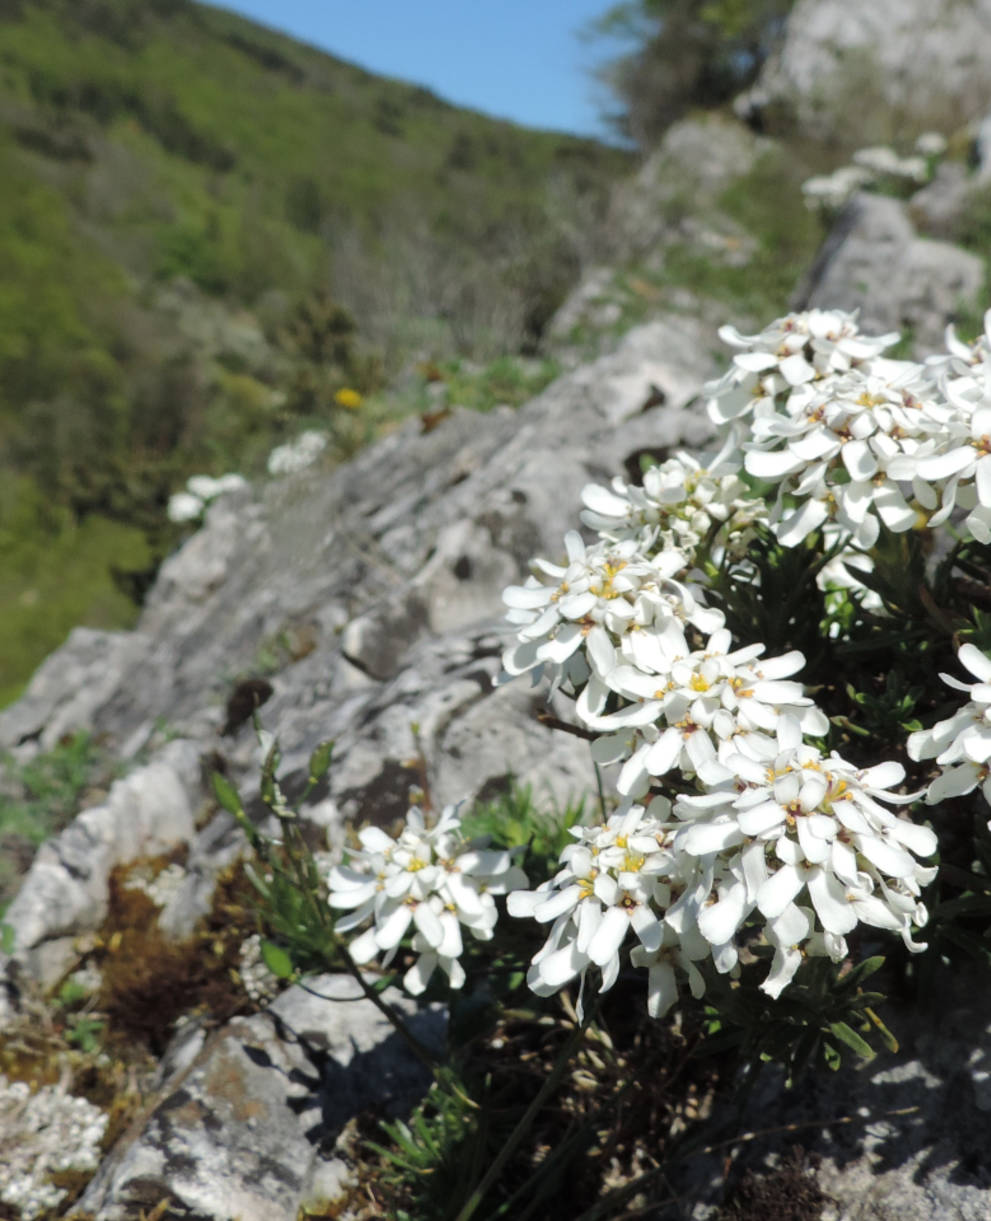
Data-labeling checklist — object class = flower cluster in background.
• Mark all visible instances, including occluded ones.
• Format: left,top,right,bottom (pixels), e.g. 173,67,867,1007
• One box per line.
166,471,248,523
801,132,947,213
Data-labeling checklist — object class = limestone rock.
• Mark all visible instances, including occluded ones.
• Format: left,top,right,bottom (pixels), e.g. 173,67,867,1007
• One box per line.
0,628,143,755
740,0,991,145
909,162,974,239
610,114,763,259
3,739,200,986
77,974,445,1221
0,318,718,992
674,964,991,1220
795,193,984,355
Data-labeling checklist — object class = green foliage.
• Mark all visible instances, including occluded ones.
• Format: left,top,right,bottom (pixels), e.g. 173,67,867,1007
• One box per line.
588,0,797,146
0,730,110,903
0,0,629,702
700,955,896,1082
461,784,586,883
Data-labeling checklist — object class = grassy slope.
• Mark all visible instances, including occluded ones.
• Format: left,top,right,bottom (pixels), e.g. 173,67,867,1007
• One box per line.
0,0,629,704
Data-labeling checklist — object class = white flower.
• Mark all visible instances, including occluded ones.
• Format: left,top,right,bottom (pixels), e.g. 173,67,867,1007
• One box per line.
852,146,928,183
167,490,205,523
705,310,900,458
267,430,328,476
908,643,991,814
581,627,827,798
501,531,721,688
801,165,872,212
675,717,937,994
168,472,247,523
915,132,947,157
508,799,713,1018
326,805,526,996
580,452,767,564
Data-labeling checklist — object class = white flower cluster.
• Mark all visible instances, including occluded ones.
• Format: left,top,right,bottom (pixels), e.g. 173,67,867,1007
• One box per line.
508,801,708,1020
578,450,766,560
167,471,248,523
802,134,943,213
0,1075,107,1220
326,805,527,995
706,307,991,552
506,718,935,1016
909,643,991,817
502,529,721,691
495,305,949,1017
238,932,282,1005
267,429,328,476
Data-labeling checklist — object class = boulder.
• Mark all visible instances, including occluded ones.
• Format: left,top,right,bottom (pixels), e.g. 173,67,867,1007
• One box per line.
77,974,445,1221
795,193,984,355
739,0,991,145
0,317,719,991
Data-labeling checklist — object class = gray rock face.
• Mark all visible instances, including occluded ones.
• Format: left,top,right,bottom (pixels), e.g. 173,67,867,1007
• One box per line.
610,114,764,259
77,974,445,1221
742,0,991,144
795,193,984,354
667,964,991,1221
0,317,717,989
909,162,974,239
0,627,143,754
2,739,200,985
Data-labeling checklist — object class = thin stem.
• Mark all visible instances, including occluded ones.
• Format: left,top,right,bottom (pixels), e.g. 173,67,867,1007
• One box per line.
453,1021,586,1221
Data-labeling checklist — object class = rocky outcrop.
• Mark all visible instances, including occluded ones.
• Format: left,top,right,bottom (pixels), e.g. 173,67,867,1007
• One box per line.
795,192,984,354
739,0,991,145
77,975,445,1221
0,316,717,992
3,739,201,986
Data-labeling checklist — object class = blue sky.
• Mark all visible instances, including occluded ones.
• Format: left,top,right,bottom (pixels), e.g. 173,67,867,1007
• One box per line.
208,1,630,141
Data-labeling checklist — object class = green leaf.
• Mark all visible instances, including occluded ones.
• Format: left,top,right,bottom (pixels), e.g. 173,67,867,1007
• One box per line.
836,955,885,992
828,1020,876,1062
212,771,244,816
0,922,14,955
308,739,335,783
260,939,295,979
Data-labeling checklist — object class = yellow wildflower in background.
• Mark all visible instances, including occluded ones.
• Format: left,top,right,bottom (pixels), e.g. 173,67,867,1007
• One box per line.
334,387,363,410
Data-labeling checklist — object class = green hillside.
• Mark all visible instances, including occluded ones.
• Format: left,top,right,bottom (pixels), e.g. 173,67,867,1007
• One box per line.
0,0,630,703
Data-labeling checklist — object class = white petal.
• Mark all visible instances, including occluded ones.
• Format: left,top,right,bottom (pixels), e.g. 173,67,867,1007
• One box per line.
758,863,805,918
587,905,629,967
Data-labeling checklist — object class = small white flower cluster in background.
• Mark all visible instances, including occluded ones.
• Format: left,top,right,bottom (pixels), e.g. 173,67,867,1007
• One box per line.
326,805,528,995
801,132,946,213
909,644,991,817
266,429,328,476
123,862,187,909
0,1075,107,1220
706,307,991,554
167,472,248,524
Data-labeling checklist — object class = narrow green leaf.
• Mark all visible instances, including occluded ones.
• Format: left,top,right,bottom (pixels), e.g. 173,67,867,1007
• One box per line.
260,939,294,979
828,1020,876,1061
836,955,885,992
212,771,244,816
